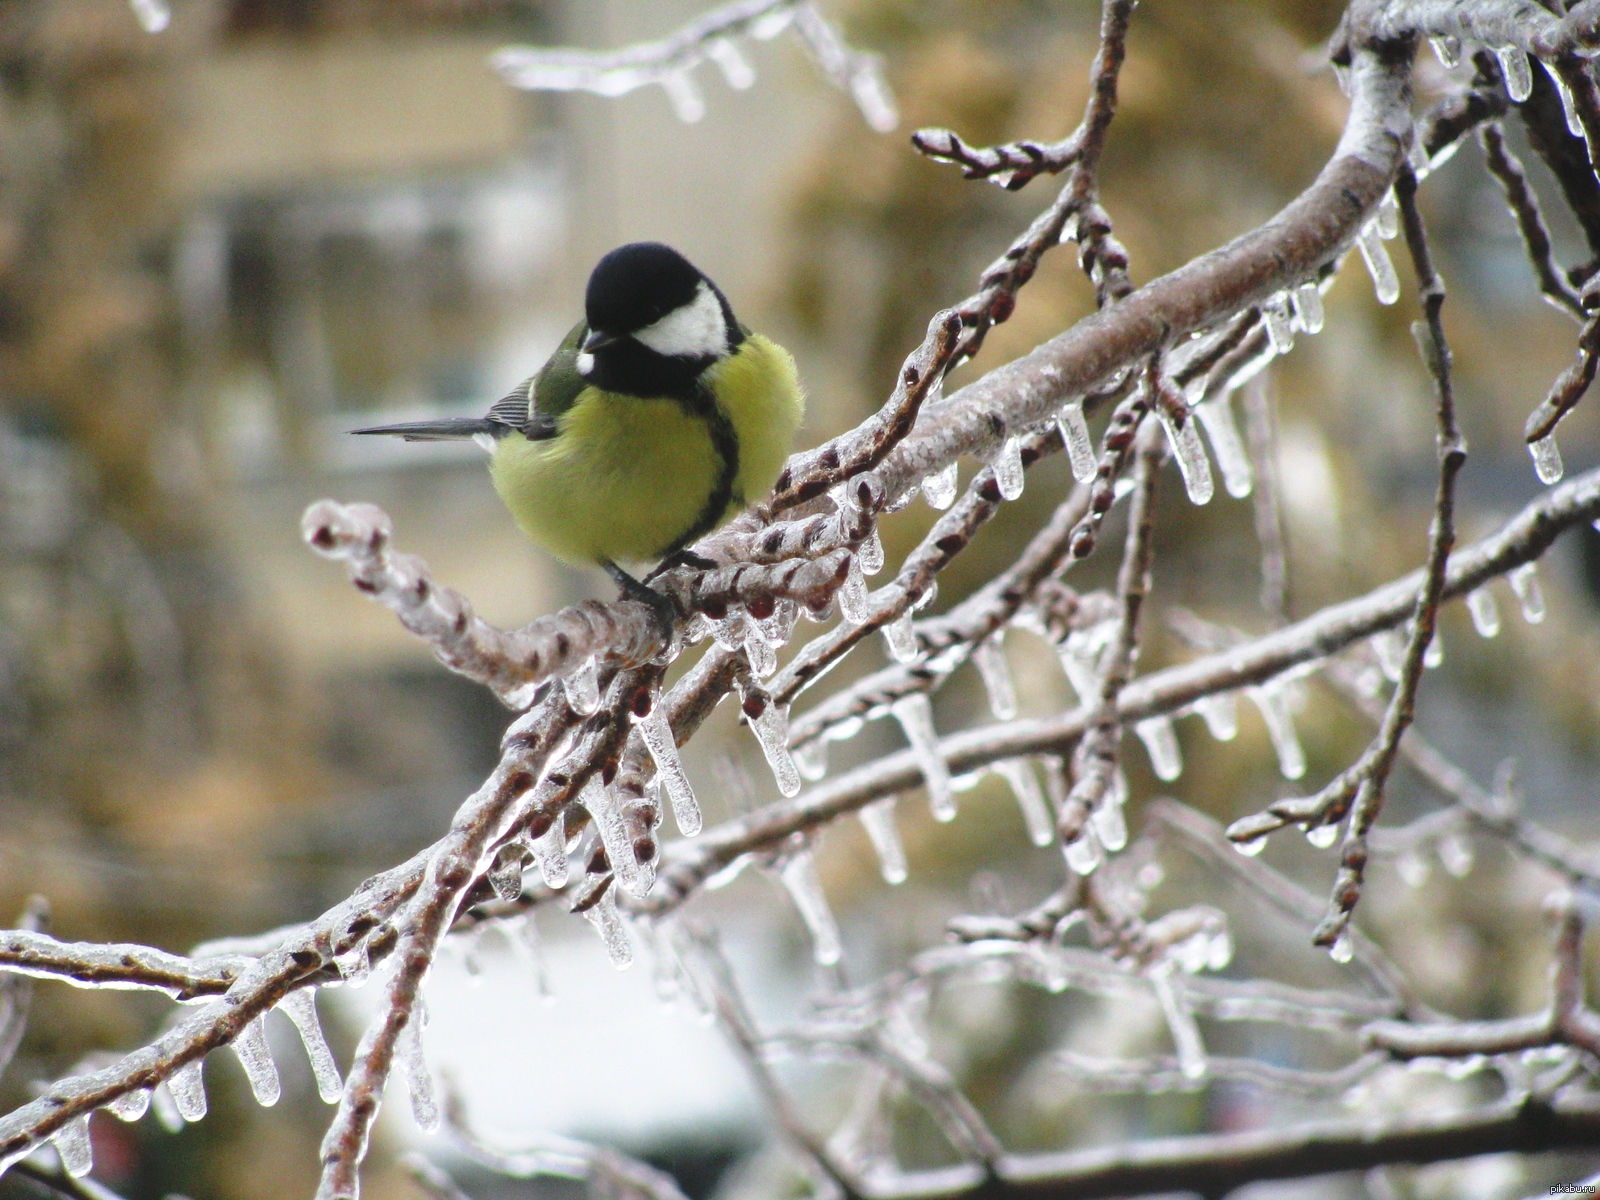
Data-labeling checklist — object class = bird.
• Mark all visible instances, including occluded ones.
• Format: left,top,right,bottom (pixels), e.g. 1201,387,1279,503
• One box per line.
351,241,805,633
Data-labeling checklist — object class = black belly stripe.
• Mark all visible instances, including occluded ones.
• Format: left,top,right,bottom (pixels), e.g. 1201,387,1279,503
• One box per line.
661,381,740,558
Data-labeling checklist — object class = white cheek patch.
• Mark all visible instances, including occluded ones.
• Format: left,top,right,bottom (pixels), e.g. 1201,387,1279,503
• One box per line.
632,281,727,359
575,351,595,376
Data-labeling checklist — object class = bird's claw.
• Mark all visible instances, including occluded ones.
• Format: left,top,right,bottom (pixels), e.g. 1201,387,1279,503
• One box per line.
603,561,678,643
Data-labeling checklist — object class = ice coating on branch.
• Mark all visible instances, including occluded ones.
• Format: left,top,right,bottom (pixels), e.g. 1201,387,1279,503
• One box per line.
752,598,798,650
991,435,1026,501
1496,46,1533,102
637,706,702,835
131,0,170,33
1329,928,1355,964
921,461,958,509
533,809,569,889
1058,401,1098,483
1091,791,1128,853
661,70,706,122
1530,434,1564,484
747,696,803,797
1294,281,1325,334
564,655,601,715
883,611,919,663
891,694,955,821
1195,692,1238,741
399,1008,440,1132
1194,394,1253,498
710,611,747,652
838,556,871,624
1250,685,1306,780
582,775,653,898
1134,716,1183,782
780,848,843,965
279,988,343,1104
706,38,755,89
1375,190,1399,240
1151,965,1206,1080
168,1059,207,1121
1305,821,1339,849
583,885,634,969
744,626,777,678
1467,587,1501,638
1429,35,1461,67
972,635,1018,720
1263,295,1296,355
794,737,828,781
1357,224,1401,305
233,1016,281,1106
1510,563,1547,623
335,940,372,988
858,527,886,576
1156,408,1214,505
1423,632,1443,669
53,1114,92,1177
1064,828,1103,875
1549,64,1585,136
858,798,907,883
108,1087,151,1122
995,759,1053,846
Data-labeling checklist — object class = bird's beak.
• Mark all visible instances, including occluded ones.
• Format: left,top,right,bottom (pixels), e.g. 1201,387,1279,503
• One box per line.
582,328,623,353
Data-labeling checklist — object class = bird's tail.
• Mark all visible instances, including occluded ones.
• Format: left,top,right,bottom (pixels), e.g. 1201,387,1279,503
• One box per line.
348,417,504,443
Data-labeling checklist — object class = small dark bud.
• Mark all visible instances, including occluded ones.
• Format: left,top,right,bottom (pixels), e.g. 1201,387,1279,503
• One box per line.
746,594,776,620
702,597,728,619
742,693,767,720
632,690,653,717
978,477,1003,502
820,447,840,470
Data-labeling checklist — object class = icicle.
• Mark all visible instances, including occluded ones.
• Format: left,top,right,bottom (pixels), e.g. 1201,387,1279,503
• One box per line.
750,5,794,37
1305,821,1339,849
747,697,803,798
232,1016,281,1107
794,738,828,782
706,38,755,89
992,435,1025,501
515,913,554,1003
1549,63,1585,136
1234,835,1267,857
995,759,1053,846
972,636,1018,720
779,849,843,965
279,989,342,1104
1149,965,1206,1078
858,798,907,883
52,1115,92,1177
661,70,706,122
533,810,569,889
1467,587,1501,637
1196,692,1238,741
130,0,171,33
1294,281,1324,334
1371,629,1405,682
1530,434,1564,484
1091,790,1128,853
825,714,865,742
1438,831,1475,877
1509,562,1546,623
168,1060,207,1122
582,776,653,897
1429,35,1461,67
149,1083,184,1132
710,610,747,652
921,461,958,509
563,656,601,716
1058,401,1098,483
583,886,634,969
1396,849,1430,888
1375,190,1399,240
1357,224,1401,305
838,556,871,624
1194,394,1253,498
636,707,702,835
849,60,900,134
108,1088,151,1122
1250,685,1306,780
1064,830,1103,875
1329,929,1355,964
398,1009,440,1132
1263,295,1296,354
488,847,524,903
744,627,778,678
891,694,956,821
334,940,371,988
1134,716,1183,781
1496,46,1533,102
858,528,886,576
1423,633,1443,669
1157,406,1214,505
882,611,919,663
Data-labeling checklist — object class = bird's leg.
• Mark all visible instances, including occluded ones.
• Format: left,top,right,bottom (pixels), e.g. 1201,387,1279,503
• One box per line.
602,560,677,642
645,548,718,582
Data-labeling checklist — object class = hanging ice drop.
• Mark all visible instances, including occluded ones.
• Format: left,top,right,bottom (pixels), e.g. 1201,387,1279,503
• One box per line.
1357,225,1401,305
1151,966,1207,1079
130,0,171,33
1530,434,1564,484
1294,281,1324,334
1263,296,1296,354
52,1115,93,1178
1496,46,1533,102
882,611,919,663
891,694,956,821
837,557,871,624
1304,821,1339,849
1466,587,1501,638
636,707,702,835
921,461,958,509
992,435,1025,501
564,656,601,715
1249,685,1306,779
858,797,907,883
581,776,652,898
108,1087,151,1122
661,69,706,122
1438,831,1475,877
779,849,843,965
1329,928,1355,963
706,37,756,89
1090,792,1128,853
168,1059,208,1122
1134,716,1183,782
232,1016,281,1106
532,809,569,889
1423,633,1443,669
794,737,828,781
743,626,778,678
1429,34,1461,67
1234,835,1267,857
398,1009,440,1132
1194,394,1253,498
1195,692,1238,741
1549,64,1585,136
1064,830,1103,875
279,988,343,1104
747,697,803,797
996,759,1053,846
583,885,634,969
1375,190,1399,240
1156,407,1214,505
972,635,1018,720
1058,401,1098,483
1509,562,1546,623
858,528,886,576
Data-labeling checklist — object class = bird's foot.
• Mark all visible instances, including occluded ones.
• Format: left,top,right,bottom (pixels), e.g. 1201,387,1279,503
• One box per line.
603,560,678,643
646,549,718,582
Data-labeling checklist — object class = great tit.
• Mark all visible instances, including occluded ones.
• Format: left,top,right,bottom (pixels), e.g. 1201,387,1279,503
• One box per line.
353,242,805,627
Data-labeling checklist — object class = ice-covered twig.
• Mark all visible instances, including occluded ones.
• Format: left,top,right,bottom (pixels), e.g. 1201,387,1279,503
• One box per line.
0,928,240,1001
1523,311,1600,448
0,898,47,1081
1479,122,1585,318
909,127,1081,189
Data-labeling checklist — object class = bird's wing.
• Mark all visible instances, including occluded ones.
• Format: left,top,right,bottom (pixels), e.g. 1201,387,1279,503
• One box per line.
531,319,591,420
485,377,558,440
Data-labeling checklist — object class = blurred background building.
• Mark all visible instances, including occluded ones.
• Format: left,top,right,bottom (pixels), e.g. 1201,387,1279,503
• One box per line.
1,1,1599,1198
